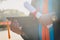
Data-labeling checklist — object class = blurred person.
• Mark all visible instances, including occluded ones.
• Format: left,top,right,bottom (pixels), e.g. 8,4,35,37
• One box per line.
9,0,58,40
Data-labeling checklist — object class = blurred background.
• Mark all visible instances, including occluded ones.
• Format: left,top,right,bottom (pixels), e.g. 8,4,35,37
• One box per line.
0,0,60,40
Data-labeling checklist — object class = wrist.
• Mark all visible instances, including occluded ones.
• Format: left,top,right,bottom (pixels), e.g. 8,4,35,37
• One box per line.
47,24,53,29
36,12,42,19
32,11,42,19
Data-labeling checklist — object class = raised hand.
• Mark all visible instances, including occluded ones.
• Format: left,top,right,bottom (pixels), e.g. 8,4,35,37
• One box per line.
24,2,56,26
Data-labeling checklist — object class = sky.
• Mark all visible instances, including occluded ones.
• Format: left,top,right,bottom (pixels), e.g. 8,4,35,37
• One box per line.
0,0,32,16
